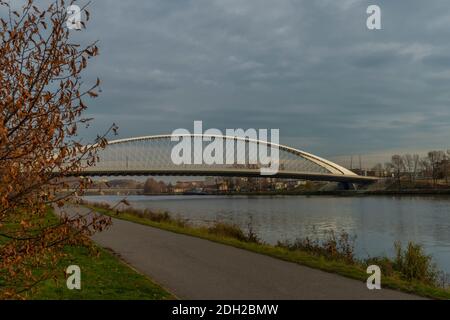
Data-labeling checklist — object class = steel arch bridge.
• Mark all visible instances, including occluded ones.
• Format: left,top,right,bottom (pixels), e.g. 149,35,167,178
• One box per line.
79,134,376,184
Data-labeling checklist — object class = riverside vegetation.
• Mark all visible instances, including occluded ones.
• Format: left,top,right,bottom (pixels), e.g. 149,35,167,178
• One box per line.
80,199,450,299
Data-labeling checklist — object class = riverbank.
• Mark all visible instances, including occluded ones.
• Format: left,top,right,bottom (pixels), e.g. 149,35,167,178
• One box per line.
82,188,450,197
207,189,450,196
59,204,421,299
82,201,450,299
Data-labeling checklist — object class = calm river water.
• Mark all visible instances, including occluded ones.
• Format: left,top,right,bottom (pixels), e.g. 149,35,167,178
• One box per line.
84,195,450,273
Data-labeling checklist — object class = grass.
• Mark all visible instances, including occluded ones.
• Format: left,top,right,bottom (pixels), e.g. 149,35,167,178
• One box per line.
0,208,173,300
28,244,174,300
83,201,450,300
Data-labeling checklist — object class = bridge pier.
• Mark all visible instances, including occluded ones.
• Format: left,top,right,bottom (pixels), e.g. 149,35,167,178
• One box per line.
337,182,357,191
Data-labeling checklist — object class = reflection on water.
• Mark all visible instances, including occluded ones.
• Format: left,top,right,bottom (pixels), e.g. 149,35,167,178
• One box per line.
83,195,450,273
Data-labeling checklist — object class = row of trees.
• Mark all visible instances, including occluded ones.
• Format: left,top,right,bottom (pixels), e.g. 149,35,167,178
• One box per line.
372,150,450,187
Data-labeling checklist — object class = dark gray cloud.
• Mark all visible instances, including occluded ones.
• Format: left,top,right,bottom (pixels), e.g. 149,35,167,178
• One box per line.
58,0,450,161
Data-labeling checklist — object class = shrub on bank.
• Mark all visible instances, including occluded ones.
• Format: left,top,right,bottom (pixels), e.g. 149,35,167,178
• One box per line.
207,222,248,242
394,241,439,285
277,230,356,264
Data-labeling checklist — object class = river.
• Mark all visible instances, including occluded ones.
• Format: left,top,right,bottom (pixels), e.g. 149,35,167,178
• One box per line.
83,194,450,273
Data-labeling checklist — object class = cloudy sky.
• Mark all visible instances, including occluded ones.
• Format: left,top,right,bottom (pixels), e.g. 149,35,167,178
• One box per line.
43,1,450,165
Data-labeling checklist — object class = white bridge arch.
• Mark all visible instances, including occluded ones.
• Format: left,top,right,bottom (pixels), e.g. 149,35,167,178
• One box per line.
79,134,376,184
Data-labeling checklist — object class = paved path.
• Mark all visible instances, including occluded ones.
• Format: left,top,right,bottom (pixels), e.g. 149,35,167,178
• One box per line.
59,205,423,300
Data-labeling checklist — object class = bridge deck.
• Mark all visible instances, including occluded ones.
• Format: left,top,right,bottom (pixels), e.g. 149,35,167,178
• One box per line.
70,169,378,184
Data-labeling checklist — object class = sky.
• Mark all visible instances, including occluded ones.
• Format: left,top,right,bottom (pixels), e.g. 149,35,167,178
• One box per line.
9,0,450,167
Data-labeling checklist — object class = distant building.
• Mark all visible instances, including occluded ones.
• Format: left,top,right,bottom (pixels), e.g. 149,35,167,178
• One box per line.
218,182,228,192
275,181,286,190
